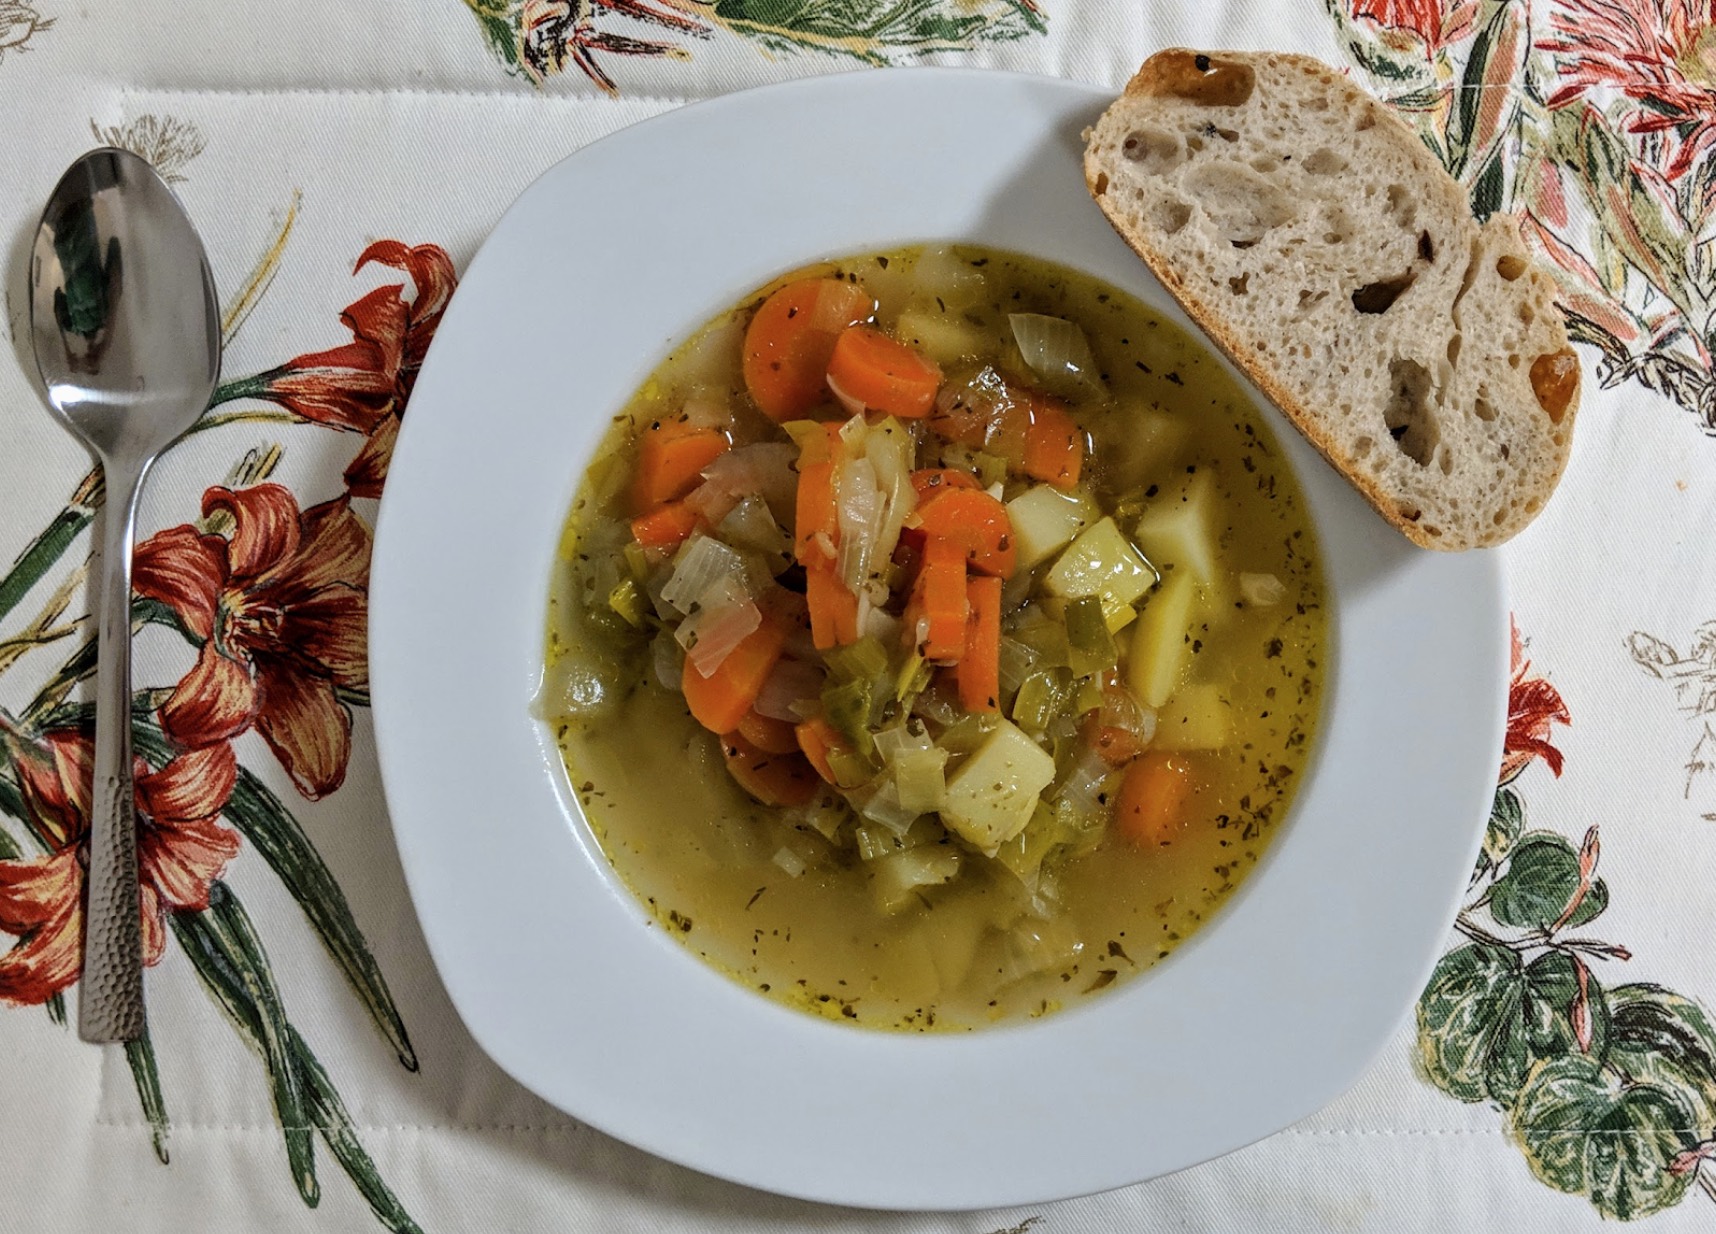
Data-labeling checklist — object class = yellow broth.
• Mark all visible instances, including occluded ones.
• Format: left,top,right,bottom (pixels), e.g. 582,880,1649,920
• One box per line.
544,245,1327,1031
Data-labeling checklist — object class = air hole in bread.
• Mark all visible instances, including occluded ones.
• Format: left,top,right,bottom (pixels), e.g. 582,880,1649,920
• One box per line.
1386,185,1415,230
1524,495,1542,515
1302,148,1347,175
1398,502,1422,522
1496,254,1526,280
1093,172,1109,195
1207,124,1239,143
1500,442,1511,459
1519,302,1535,326
1297,288,1328,311
1352,271,1417,313
1447,333,1462,366
1250,154,1281,174
1355,109,1376,132
1473,393,1496,421
1418,231,1435,261
1383,358,1439,467
1353,435,1373,459
1493,508,1509,526
1422,523,1443,537
1186,134,1205,153
1508,353,1521,368
1123,126,1184,175
1182,163,1295,246
1152,196,1193,236
1229,273,1250,295
1437,446,1453,476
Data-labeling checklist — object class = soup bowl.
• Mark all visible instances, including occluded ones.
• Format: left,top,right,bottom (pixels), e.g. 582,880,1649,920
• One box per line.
369,68,1506,1209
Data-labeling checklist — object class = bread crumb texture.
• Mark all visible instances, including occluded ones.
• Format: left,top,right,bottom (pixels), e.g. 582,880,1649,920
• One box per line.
1085,48,1579,549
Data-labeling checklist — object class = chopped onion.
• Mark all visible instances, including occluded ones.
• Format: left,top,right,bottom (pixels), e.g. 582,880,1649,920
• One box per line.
678,575,762,678
772,846,808,877
1056,746,1115,820
1100,684,1157,746
679,396,732,431
835,457,885,594
1009,313,1104,399
688,443,799,525
755,657,825,721
1240,572,1286,606
660,535,747,613
864,417,917,575
872,720,934,765
716,496,792,572
997,636,1038,695
827,371,866,416
855,778,920,834
652,629,685,692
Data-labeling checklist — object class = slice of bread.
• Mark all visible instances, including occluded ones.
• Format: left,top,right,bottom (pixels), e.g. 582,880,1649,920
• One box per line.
1084,49,1579,550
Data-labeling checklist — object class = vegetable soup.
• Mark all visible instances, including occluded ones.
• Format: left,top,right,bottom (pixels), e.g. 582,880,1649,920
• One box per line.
543,245,1327,1030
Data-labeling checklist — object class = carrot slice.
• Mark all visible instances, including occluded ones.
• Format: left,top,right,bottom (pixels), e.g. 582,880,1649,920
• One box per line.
903,540,968,660
908,468,981,501
631,425,729,513
825,326,943,418
1114,753,1196,848
1023,397,1085,489
929,381,1031,459
719,731,819,807
738,708,801,755
956,575,1002,713
742,279,873,421
805,559,860,649
913,487,1016,578
682,616,787,735
794,459,837,567
795,715,850,785
630,500,700,552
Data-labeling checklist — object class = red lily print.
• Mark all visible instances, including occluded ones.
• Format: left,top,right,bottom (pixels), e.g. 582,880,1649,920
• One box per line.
0,729,237,1005
255,241,455,498
1349,0,1477,56
1500,619,1571,785
1542,0,1716,183
133,484,371,800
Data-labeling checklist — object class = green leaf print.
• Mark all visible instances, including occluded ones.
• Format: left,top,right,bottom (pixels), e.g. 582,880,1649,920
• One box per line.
1487,951,1612,1108
1489,832,1606,931
1417,942,1519,1101
1608,985,1716,1133
1509,1054,1699,1221
1482,785,1523,870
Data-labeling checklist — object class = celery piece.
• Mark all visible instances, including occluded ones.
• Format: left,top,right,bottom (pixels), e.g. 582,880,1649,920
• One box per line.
938,711,1000,756
1129,569,1199,708
994,802,1061,892
1011,667,1074,734
1043,517,1159,628
1064,596,1117,676
997,636,1039,696
826,748,874,788
607,577,646,628
1072,675,1105,719
822,677,876,752
782,419,833,463
825,636,890,685
854,822,902,861
1154,681,1233,750
1133,471,1219,587
1009,604,1072,668
1006,485,1097,570
622,541,652,582
894,745,949,813
894,650,933,705
940,719,1058,850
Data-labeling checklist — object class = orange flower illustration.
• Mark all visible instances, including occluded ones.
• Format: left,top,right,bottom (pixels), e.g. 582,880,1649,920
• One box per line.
1349,0,1477,55
255,241,455,498
1542,0,1716,183
133,484,371,800
0,729,238,1006
1501,619,1571,784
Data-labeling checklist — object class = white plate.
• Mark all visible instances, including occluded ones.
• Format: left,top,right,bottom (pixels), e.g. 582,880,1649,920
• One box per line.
370,69,1506,1210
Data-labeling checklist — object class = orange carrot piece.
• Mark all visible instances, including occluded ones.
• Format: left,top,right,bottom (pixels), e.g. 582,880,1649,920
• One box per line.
1114,753,1196,848
682,616,787,735
1083,718,1145,768
738,709,802,755
904,540,969,660
913,487,1016,578
742,279,873,421
632,426,729,513
805,560,860,649
908,468,981,501
825,326,943,418
719,731,819,807
794,459,837,567
956,575,1002,713
929,385,1031,460
629,500,701,552
794,715,849,785
1023,398,1085,489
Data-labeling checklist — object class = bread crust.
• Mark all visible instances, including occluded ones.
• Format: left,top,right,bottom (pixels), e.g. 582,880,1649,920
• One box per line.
1084,49,1578,550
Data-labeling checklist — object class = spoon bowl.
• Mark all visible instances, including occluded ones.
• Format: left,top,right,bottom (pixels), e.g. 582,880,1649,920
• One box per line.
28,147,220,1043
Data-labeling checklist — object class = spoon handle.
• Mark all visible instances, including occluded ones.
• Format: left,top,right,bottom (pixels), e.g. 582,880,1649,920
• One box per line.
79,458,148,1044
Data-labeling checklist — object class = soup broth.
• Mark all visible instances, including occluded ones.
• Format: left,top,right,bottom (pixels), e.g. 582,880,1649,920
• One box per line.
544,245,1326,1030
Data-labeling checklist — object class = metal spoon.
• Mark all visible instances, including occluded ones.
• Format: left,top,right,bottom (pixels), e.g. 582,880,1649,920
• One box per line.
28,148,220,1043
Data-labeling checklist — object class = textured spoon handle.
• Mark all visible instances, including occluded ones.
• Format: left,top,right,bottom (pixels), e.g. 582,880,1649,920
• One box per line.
79,459,147,1044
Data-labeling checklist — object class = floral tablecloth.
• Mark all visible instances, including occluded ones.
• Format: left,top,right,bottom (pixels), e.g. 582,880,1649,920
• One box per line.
5,0,1716,1229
